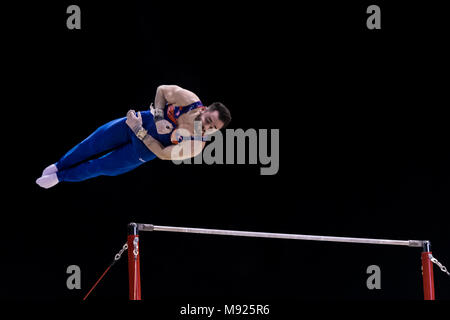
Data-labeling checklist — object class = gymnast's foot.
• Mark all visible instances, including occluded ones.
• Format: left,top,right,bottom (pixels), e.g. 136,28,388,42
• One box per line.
36,173,59,189
42,163,58,176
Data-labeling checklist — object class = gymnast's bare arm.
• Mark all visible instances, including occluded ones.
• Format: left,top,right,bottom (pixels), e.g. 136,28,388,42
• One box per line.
141,135,205,161
154,85,200,108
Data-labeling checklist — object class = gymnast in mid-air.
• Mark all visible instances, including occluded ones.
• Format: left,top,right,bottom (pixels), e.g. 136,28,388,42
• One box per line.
36,85,232,189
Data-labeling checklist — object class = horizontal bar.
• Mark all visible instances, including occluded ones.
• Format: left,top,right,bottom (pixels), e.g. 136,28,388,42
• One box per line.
137,224,423,247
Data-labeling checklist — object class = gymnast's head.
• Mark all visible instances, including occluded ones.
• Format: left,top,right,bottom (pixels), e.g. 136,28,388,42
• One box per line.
196,102,232,135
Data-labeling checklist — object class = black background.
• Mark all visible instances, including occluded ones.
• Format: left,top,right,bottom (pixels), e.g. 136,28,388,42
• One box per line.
2,0,449,309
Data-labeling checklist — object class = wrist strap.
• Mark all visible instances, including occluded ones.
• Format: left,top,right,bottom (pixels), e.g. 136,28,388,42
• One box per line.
154,108,164,121
136,127,148,140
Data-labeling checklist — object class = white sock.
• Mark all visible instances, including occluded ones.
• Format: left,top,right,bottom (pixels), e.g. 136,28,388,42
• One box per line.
42,163,58,176
36,173,59,189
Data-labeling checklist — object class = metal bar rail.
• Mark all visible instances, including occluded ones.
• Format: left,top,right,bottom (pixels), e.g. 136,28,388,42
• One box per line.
127,223,435,300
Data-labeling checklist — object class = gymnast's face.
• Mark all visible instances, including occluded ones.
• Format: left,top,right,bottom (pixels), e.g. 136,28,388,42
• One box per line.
196,109,224,135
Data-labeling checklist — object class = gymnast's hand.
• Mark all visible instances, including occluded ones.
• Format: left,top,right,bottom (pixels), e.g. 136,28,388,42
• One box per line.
150,103,173,134
155,119,173,135
126,109,143,135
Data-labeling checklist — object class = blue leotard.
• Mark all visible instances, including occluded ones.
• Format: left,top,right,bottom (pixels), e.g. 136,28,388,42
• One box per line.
55,101,205,182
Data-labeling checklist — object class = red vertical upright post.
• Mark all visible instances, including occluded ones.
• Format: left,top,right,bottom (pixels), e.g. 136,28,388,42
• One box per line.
128,223,141,300
421,241,435,300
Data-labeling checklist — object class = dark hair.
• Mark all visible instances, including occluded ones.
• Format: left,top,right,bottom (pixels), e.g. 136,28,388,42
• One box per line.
207,102,232,128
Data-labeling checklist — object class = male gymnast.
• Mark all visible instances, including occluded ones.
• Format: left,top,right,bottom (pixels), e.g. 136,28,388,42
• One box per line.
36,85,231,189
